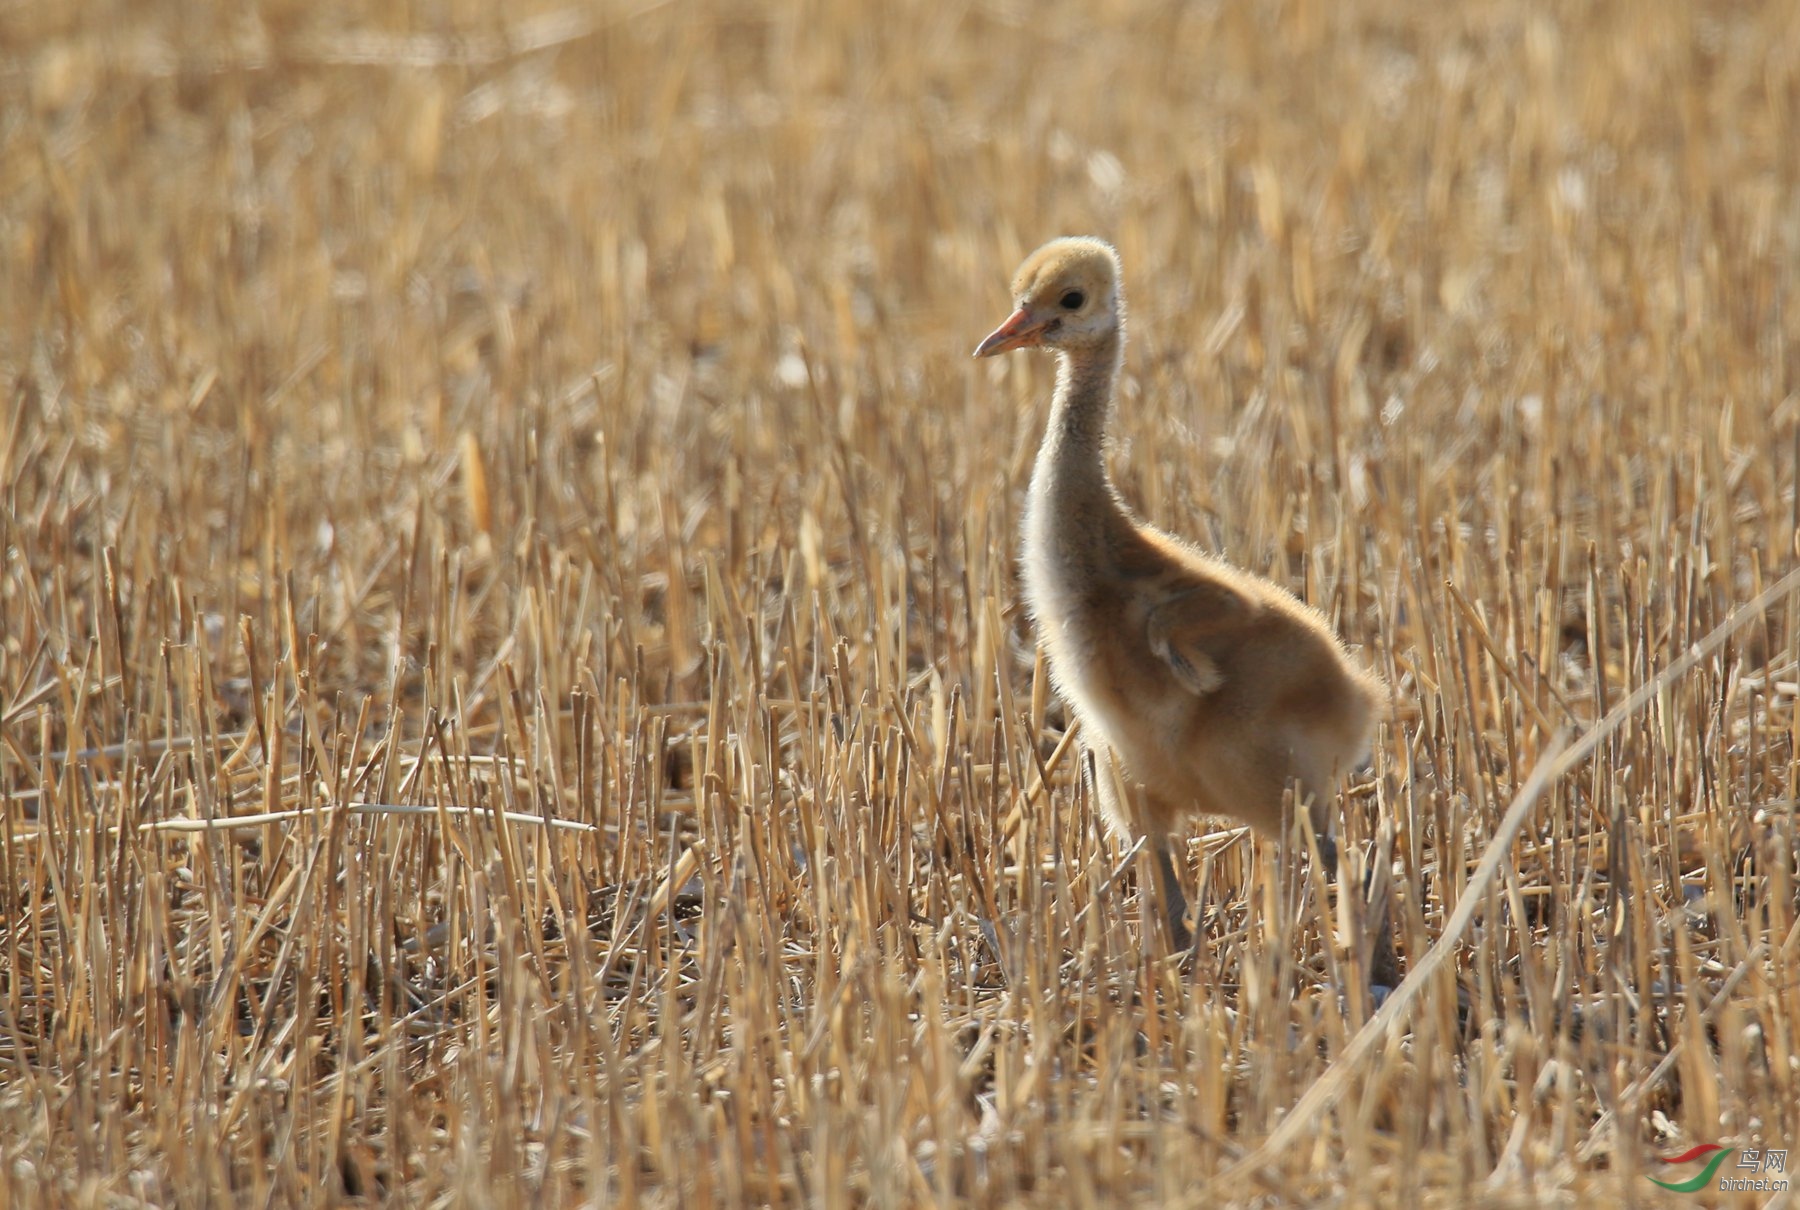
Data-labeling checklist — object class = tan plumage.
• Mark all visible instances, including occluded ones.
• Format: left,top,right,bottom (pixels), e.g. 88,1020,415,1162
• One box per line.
976,236,1384,948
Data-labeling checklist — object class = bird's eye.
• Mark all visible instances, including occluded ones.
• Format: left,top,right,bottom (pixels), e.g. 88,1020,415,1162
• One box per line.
1060,290,1086,310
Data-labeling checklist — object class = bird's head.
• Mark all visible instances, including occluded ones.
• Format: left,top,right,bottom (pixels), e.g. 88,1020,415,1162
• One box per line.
973,237,1122,358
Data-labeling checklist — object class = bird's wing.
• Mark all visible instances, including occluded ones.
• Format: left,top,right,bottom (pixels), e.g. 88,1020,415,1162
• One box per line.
1144,576,1259,697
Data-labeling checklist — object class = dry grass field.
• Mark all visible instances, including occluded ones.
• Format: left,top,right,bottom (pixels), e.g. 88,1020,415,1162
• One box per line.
4,0,1800,1204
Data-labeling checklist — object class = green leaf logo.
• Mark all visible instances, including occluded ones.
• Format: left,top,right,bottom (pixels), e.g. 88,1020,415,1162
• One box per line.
1649,1145,1734,1194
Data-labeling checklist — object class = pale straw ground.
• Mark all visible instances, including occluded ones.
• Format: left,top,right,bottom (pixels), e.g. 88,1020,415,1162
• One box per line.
3,1,1799,1205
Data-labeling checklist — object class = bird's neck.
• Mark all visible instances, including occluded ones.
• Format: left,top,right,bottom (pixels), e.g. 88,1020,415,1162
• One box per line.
1032,333,1124,512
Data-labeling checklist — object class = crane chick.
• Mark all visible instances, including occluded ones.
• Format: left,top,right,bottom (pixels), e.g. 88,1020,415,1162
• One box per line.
975,236,1384,949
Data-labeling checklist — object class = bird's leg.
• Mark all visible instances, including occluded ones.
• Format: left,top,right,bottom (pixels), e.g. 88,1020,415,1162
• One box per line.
1313,830,1401,997
1363,844,1401,994
1152,836,1194,952
1315,832,1339,874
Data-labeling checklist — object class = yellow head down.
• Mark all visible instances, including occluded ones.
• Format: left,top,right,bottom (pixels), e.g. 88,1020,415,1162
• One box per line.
974,237,1123,358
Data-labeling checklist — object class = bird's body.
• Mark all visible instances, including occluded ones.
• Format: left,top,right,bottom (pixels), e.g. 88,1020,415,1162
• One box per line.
977,237,1383,945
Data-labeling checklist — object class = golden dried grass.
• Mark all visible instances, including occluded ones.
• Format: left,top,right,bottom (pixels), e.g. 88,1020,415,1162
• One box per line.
3,0,1799,1204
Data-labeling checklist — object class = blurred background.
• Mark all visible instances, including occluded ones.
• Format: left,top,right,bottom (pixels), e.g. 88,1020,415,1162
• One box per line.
6,0,1796,677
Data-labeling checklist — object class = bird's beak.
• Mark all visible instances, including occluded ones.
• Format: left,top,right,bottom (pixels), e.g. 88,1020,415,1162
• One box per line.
973,307,1048,358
